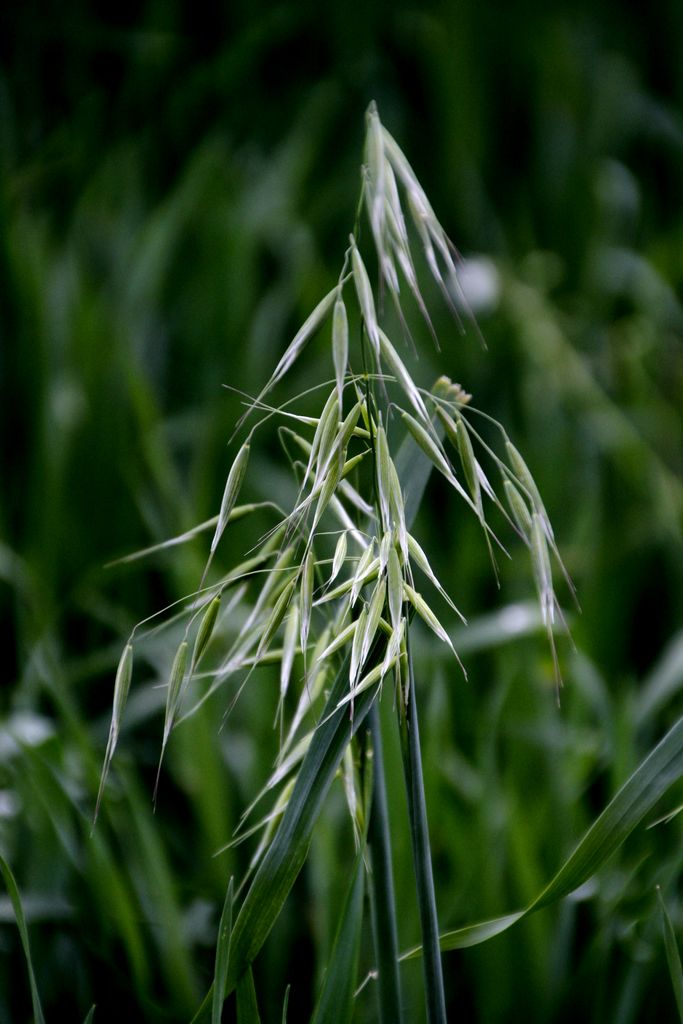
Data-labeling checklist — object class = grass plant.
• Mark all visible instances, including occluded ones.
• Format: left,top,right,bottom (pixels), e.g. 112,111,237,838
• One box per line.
2,62,683,1021
95,106,568,1020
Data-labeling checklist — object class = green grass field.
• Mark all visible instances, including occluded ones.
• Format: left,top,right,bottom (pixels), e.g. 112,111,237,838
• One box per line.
2,4,683,1021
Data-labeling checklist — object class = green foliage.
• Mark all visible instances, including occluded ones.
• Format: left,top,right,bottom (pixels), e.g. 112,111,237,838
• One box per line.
658,888,683,1023
0,853,46,1024
2,4,683,1023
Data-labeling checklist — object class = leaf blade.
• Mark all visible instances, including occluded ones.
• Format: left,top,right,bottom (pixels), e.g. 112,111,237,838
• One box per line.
658,887,683,1023
212,878,234,1024
400,711,683,957
0,853,47,1024
310,852,366,1024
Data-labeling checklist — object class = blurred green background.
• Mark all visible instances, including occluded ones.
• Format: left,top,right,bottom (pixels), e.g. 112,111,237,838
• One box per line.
2,1,683,1021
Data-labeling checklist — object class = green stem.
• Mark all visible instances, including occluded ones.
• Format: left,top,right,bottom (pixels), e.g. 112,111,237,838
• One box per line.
399,644,448,1024
367,703,404,1024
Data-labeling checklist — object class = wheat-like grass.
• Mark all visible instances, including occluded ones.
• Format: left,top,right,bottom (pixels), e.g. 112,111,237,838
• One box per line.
97,103,573,1023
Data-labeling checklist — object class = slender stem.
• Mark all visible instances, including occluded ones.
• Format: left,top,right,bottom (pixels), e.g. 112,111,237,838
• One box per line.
399,643,448,1024
367,702,404,1024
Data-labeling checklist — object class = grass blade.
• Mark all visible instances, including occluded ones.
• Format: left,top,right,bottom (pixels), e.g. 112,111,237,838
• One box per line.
398,650,447,1024
223,650,381,997
400,709,683,957
310,850,365,1024
658,887,683,1022
236,964,262,1023
0,853,46,1024
367,704,404,1024
213,878,234,1024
